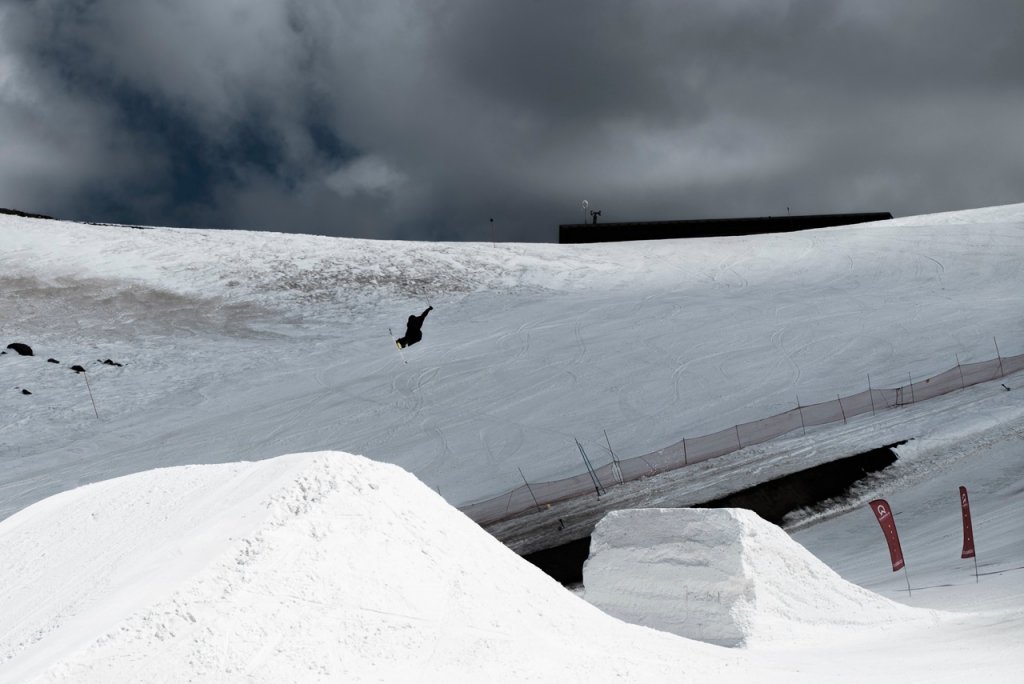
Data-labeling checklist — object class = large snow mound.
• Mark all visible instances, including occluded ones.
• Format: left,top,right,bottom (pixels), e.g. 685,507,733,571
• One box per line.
582,508,938,647
0,452,750,683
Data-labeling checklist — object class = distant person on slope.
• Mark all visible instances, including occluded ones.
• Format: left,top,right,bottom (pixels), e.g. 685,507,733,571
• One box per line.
396,306,433,349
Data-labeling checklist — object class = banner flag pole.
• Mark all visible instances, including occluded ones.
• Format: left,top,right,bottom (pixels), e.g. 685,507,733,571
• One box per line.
869,498,911,596
959,486,979,583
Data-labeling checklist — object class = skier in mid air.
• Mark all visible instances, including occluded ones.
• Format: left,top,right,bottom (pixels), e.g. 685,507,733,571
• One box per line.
395,306,433,349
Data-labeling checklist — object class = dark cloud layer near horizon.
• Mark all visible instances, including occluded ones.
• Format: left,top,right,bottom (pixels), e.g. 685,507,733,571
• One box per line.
1,1,1022,242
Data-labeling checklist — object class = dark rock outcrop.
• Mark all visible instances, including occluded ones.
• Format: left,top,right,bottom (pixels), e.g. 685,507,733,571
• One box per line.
0,207,53,220
6,342,33,356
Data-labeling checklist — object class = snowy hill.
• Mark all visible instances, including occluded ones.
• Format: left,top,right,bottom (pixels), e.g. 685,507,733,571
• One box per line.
1,452,746,682
1,205,1023,681
2,205,1022,517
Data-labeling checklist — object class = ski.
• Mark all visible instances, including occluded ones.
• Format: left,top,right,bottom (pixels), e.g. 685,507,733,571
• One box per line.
389,328,408,364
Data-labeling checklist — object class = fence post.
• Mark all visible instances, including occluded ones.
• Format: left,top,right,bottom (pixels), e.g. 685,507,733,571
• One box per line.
908,373,915,405
956,353,966,390
994,337,1005,377
867,374,876,416
604,430,624,485
837,394,847,424
576,438,606,497
734,425,742,449
518,467,543,513
82,370,100,419
796,394,807,435
682,437,688,466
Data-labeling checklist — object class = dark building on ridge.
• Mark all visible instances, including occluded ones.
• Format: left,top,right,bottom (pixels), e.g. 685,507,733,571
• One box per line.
558,212,893,244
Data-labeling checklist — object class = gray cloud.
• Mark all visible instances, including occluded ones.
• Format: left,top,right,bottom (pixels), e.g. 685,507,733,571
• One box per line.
1,0,1021,241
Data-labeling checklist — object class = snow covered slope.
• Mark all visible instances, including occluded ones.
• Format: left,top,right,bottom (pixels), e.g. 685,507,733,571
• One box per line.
0,441,1019,683
2,204,1022,519
0,204,1021,682
0,452,752,683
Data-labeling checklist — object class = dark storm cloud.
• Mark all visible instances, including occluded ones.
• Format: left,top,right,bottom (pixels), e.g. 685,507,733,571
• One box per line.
1,1,1021,242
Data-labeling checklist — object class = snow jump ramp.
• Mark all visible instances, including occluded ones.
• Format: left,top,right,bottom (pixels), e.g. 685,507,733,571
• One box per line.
581,507,935,647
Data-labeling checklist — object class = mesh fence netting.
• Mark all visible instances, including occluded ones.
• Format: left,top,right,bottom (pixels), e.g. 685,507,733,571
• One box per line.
460,352,1024,525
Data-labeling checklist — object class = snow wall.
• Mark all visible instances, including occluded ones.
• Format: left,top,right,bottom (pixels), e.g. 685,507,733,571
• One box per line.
581,508,936,647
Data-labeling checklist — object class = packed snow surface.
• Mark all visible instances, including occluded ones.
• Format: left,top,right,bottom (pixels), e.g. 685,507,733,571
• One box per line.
1,442,1020,683
1,452,751,682
1,204,1023,681
2,204,1022,515
582,507,935,647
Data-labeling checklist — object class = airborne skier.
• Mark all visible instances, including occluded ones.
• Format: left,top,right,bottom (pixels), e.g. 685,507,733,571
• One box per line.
395,306,433,349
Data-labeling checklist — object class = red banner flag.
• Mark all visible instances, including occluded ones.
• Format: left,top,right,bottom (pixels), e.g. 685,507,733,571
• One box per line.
959,486,976,559
869,499,905,572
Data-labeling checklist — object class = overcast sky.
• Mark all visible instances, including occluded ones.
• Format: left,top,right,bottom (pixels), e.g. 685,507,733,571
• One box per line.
1,1,1021,242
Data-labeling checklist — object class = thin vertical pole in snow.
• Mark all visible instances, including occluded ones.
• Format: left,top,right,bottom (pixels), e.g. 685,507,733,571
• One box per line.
518,467,543,513
796,394,807,436
956,353,966,390
837,394,847,424
908,373,916,405
604,430,623,485
903,566,913,597
682,437,688,466
604,429,617,464
734,425,742,449
868,374,876,416
994,337,1005,377
82,371,99,419
576,438,605,497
